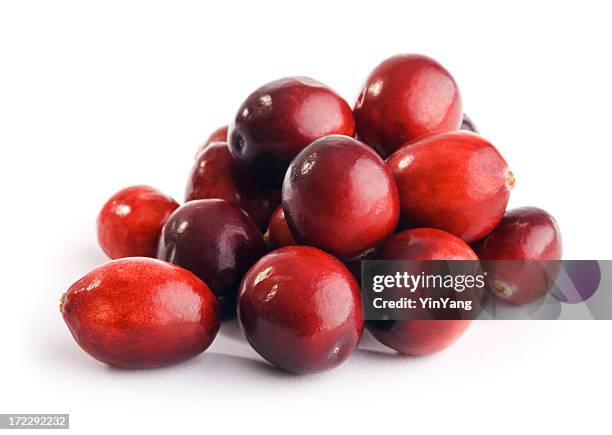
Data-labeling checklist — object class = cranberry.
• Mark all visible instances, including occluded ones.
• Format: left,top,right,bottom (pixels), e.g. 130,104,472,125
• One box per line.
228,77,355,186
97,185,179,259
195,125,229,157
474,207,563,305
461,114,478,132
386,131,514,243
185,142,280,231
237,246,363,374
368,228,476,355
265,205,297,249
354,54,462,157
61,257,220,368
283,135,399,259
157,199,265,316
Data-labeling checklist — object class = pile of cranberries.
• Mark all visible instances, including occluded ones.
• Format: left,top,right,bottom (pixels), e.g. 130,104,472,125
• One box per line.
61,54,562,374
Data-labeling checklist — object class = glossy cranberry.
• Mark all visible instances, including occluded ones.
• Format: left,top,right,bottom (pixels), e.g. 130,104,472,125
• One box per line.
386,131,514,243
354,54,462,157
185,142,280,231
474,207,563,305
238,246,363,374
228,77,355,186
157,199,265,316
61,257,220,368
97,185,179,259
461,114,478,132
283,135,399,259
368,228,476,355
195,125,229,157
265,205,297,249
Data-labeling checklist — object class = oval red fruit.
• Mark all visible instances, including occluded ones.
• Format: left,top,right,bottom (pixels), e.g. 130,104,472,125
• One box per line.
61,257,220,368
386,131,514,243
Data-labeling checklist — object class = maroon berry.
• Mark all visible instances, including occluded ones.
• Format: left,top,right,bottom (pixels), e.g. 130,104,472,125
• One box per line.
157,199,265,316
283,135,399,259
228,77,355,186
238,246,364,374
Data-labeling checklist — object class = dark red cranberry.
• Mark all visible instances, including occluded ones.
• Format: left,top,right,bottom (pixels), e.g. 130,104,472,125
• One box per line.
354,54,462,157
461,114,478,132
157,199,265,316
185,142,280,231
368,228,476,356
228,77,355,186
237,246,363,374
61,258,220,368
474,207,563,305
265,205,297,249
195,125,229,157
386,131,514,243
97,185,179,259
283,135,399,259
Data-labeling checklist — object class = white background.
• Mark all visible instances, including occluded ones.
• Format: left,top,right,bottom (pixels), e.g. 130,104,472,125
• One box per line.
1,1,611,434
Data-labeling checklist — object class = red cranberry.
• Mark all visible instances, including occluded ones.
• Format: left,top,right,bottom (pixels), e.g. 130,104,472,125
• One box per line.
228,77,355,186
61,257,220,368
386,131,514,243
368,228,476,355
265,205,297,249
461,114,478,132
97,185,179,259
195,125,229,157
185,142,280,231
354,54,462,157
474,207,563,305
157,199,265,316
283,135,399,259
237,246,363,374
